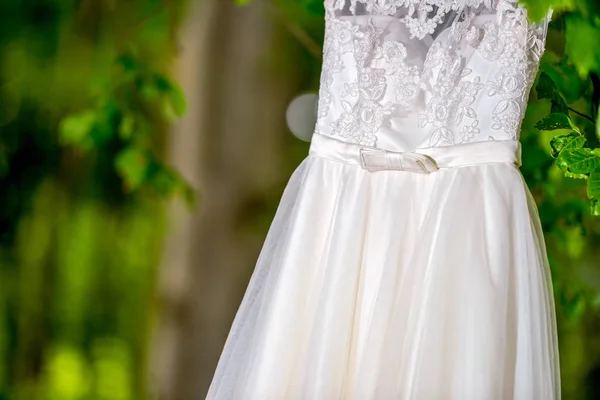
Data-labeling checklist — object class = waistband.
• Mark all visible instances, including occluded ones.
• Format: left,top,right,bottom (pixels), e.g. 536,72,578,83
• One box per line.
308,134,522,174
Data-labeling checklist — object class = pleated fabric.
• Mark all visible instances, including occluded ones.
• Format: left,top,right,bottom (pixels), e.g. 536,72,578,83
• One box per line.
206,151,560,399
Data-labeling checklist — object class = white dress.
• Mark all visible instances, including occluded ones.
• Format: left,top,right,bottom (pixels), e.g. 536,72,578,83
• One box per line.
207,0,560,398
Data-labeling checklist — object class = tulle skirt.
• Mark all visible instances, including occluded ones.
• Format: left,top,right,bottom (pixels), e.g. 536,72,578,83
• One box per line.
206,136,560,400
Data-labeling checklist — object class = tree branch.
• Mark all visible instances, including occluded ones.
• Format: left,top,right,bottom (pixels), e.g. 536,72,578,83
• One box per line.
265,0,323,60
569,107,595,124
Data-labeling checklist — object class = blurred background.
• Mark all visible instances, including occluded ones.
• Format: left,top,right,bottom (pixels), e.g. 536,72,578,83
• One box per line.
1,0,600,399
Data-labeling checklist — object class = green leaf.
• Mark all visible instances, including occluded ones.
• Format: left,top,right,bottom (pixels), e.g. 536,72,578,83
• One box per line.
557,148,600,174
577,0,600,20
114,53,139,83
564,291,587,320
565,14,600,76
153,74,173,93
597,104,600,140
549,132,586,158
165,84,186,118
234,0,253,5
90,101,119,145
539,54,585,104
536,72,569,114
115,147,150,192
588,171,600,199
589,171,600,215
590,198,600,216
147,165,196,206
519,0,573,21
535,113,576,131
115,54,138,72
119,114,136,139
140,83,160,101
564,171,589,180
59,111,97,148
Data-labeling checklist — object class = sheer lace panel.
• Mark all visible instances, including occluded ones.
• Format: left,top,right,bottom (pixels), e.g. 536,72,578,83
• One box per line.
317,0,550,148
325,0,490,40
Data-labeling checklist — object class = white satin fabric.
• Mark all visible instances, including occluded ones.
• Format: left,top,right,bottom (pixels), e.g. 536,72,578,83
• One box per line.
207,0,559,398
310,133,522,173
207,139,560,399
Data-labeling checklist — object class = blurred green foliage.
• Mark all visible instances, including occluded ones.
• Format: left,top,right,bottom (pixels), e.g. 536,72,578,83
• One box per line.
0,0,188,399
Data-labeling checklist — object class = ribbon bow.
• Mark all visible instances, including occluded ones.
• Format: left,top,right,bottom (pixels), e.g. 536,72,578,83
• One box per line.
359,147,439,174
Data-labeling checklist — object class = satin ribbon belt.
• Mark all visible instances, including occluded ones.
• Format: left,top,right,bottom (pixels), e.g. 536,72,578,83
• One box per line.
309,134,522,174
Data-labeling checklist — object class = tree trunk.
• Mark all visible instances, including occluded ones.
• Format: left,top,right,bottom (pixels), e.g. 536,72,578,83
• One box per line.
150,1,307,398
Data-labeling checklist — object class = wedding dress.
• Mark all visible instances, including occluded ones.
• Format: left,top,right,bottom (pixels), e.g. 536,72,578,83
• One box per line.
207,0,560,398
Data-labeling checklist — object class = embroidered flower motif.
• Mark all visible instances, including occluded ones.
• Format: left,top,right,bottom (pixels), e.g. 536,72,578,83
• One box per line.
319,0,547,147
318,18,355,118
358,68,385,89
331,105,360,135
326,0,500,40
342,82,359,98
353,22,383,62
330,100,397,146
467,0,546,136
382,41,407,61
461,120,481,142
420,39,485,146
325,19,414,146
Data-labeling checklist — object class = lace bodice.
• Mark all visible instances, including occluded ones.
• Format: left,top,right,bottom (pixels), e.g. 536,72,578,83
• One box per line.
316,0,549,151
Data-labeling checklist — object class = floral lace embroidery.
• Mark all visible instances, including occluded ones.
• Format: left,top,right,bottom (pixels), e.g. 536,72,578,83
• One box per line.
318,18,355,118
467,3,546,137
418,1,545,145
318,0,547,147
327,19,421,146
418,20,485,147
383,41,421,107
325,0,496,39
